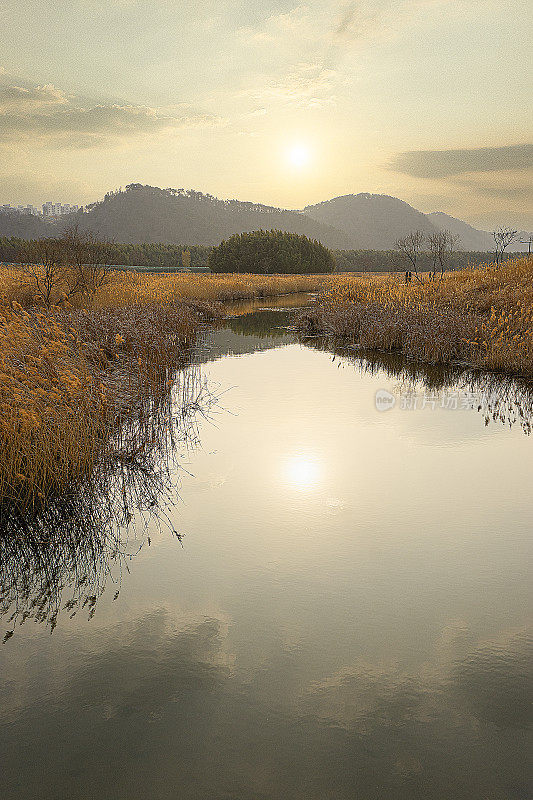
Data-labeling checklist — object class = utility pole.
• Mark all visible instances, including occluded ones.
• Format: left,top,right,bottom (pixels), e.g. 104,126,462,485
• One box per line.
519,236,533,256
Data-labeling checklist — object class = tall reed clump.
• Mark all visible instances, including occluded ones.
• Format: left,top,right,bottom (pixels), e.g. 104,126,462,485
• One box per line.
95,270,329,306
0,299,198,512
297,257,533,377
0,303,107,508
0,360,215,637
0,263,328,512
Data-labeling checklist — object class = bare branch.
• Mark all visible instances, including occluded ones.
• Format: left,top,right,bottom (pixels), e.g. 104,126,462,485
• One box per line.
492,226,518,265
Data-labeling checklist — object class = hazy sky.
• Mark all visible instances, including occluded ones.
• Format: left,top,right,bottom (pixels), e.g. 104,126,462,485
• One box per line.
0,0,531,228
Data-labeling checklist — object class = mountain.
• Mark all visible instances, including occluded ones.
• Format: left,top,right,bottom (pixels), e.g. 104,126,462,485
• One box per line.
428,212,529,253
0,210,55,240
303,193,438,250
1,184,528,253
428,212,493,251
71,184,355,249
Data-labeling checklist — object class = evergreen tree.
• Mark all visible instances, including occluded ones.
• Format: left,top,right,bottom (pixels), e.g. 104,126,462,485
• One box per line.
208,230,334,274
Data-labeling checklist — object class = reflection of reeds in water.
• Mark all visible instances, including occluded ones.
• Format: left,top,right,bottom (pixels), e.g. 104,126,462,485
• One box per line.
0,360,220,641
308,339,533,435
227,310,294,340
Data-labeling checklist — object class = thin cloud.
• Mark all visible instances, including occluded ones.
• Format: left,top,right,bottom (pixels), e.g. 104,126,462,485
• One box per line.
239,62,341,109
237,5,312,45
389,144,533,178
451,171,533,208
235,0,477,113
329,0,501,50
0,71,222,149
330,1,384,43
0,83,68,113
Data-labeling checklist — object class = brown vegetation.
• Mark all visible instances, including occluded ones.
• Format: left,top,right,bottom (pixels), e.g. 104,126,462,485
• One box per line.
0,259,327,512
297,257,533,377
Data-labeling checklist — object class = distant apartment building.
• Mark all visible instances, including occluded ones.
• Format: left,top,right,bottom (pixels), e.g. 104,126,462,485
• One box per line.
42,202,81,217
1,201,82,217
1,203,41,215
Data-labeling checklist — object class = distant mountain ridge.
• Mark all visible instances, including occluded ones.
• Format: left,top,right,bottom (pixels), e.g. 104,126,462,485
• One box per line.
0,184,529,252
427,211,528,252
303,193,437,250
74,185,355,249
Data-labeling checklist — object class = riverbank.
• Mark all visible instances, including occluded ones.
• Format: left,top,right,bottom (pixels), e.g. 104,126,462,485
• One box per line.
1,266,330,308
296,256,533,378
0,301,204,512
0,270,329,512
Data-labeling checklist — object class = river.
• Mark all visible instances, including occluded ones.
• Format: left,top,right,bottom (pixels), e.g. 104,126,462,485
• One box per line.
1,295,531,800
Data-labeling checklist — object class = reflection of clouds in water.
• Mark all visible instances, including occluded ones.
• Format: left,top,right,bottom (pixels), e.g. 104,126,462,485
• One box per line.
452,627,533,730
68,612,234,721
301,622,532,733
1,612,531,800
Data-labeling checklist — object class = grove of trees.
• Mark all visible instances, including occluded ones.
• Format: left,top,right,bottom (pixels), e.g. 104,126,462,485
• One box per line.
0,232,524,276
208,230,335,274
0,235,211,268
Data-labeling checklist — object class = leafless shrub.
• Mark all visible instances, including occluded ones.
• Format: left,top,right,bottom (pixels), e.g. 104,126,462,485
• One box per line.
18,227,115,306
428,229,460,280
492,226,518,265
395,230,426,281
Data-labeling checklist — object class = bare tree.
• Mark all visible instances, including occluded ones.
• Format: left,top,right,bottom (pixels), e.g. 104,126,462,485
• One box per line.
20,238,73,307
60,225,114,297
18,228,114,306
428,229,460,280
395,230,426,282
492,226,518,265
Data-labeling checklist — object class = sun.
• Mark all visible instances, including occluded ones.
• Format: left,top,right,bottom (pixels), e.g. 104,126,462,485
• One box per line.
287,143,311,169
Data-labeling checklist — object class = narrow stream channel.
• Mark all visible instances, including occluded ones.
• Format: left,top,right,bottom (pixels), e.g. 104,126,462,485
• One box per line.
1,296,531,800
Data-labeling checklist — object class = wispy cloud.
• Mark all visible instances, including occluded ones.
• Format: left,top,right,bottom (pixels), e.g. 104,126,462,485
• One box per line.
237,5,312,45
389,144,533,178
451,170,533,210
239,62,341,109
0,71,222,149
234,0,482,114
331,0,498,46
0,83,69,113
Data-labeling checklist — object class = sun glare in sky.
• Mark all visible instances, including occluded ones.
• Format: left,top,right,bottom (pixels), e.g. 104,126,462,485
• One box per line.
286,144,312,169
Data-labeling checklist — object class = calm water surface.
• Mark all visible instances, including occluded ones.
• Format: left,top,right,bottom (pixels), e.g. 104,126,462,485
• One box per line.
1,298,532,800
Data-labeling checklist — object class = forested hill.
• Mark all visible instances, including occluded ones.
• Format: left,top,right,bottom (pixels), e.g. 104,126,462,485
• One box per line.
1,184,528,252
70,185,355,249
0,211,54,239
427,212,494,251
303,193,438,250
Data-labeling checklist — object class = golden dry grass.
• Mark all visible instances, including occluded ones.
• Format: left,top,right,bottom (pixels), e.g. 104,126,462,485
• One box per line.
0,266,327,510
97,270,329,306
1,265,329,309
0,304,107,507
0,301,198,510
298,257,533,376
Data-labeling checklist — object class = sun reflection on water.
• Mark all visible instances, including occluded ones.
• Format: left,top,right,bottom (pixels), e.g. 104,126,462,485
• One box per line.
283,454,322,491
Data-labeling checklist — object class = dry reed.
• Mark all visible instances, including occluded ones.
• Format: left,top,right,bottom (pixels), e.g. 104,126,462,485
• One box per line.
0,266,327,511
297,257,533,377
